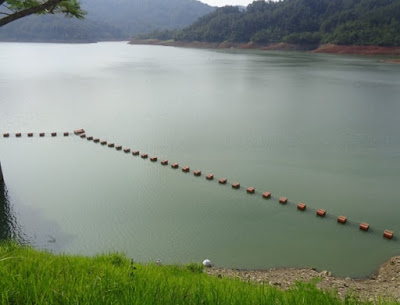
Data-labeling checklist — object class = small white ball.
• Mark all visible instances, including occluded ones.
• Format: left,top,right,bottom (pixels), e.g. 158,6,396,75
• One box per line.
203,259,212,268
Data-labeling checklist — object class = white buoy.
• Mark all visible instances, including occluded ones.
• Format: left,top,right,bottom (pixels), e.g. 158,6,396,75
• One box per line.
203,259,212,268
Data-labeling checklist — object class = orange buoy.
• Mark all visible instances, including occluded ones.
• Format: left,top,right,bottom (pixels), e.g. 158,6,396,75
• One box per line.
93,138,100,143
279,197,288,204
124,148,130,153
219,178,227,184
262,192,271,198
247,187,255,194
150,157,158,162
132,150,139,156
194,170,201,176
27,133,33,137
40,133,45,137
171,163,179,169
161,159,168,165
384,230,394,239
87,136,93,141
206,174,214,180
337,216,347,224
182,166,190,173
317,209,326,217
16,133,21,137
360,222,369,231
232,182,240,189
141,153,148,159
297,203,306,211
64,132,69,137
51,132,57,137
101,140,107,145
108,143,115,148
3,133,9,138
74,129,85,135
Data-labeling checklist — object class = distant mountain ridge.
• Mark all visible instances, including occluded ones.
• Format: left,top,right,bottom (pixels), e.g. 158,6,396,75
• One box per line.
0,0,215,42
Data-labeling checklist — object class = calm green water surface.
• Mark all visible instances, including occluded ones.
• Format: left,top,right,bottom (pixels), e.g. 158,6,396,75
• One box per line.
0,42,399,277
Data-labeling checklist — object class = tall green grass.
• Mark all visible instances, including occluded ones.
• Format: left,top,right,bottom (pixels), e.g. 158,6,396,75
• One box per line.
0,242,397,305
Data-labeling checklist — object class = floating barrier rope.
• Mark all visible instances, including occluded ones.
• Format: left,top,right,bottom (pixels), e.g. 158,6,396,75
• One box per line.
1,128,395,241
3,131,72,138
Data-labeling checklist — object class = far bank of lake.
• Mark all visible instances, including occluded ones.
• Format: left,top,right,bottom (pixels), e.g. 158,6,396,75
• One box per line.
129,39,400,57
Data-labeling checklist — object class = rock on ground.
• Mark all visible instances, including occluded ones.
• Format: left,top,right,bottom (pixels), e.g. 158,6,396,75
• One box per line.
206,256,400,302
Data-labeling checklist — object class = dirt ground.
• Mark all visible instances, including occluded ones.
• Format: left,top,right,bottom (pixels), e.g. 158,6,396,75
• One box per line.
207,256,400,303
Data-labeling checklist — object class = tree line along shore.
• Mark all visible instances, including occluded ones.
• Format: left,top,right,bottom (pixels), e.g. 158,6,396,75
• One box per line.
134,0,400,58
129,39,400,57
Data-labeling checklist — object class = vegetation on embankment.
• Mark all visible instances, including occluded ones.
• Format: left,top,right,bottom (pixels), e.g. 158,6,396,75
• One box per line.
129,39,400,56
0,242,399,305
137,0,400,48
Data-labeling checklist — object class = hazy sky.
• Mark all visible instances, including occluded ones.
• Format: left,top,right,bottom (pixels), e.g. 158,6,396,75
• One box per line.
200,0,255,7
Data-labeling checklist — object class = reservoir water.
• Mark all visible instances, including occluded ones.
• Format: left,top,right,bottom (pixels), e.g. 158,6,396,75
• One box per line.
0,42,399,277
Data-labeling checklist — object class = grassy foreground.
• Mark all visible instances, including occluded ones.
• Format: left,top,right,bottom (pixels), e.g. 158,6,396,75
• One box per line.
0,242,397,305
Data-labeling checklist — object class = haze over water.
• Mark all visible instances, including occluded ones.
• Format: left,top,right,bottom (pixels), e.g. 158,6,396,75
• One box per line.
0,42,399,277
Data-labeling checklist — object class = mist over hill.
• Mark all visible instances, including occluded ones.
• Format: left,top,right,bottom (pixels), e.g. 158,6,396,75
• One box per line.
0,0,215,42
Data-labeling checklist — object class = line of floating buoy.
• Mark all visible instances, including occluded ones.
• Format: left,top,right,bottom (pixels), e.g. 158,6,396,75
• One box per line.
3,131,72,138
74,128,395,241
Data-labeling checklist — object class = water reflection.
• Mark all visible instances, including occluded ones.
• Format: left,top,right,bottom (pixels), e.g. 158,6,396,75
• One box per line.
0,182,24,242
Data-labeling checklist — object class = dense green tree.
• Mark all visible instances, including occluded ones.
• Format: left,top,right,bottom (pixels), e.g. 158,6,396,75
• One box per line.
170,0,400,46
0,0,85,27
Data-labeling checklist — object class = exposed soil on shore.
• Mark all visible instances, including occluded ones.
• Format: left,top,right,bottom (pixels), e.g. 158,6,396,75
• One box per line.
207,256,400,302
312,44,400,56
129,39,400,59
129,39,317,51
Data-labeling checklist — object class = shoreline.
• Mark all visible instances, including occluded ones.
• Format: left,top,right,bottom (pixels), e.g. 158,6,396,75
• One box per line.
129,39,400,58
206,256,400,301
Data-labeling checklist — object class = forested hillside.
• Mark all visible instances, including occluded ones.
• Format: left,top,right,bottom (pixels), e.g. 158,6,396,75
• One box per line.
163,0,400,46
0,0,214,42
